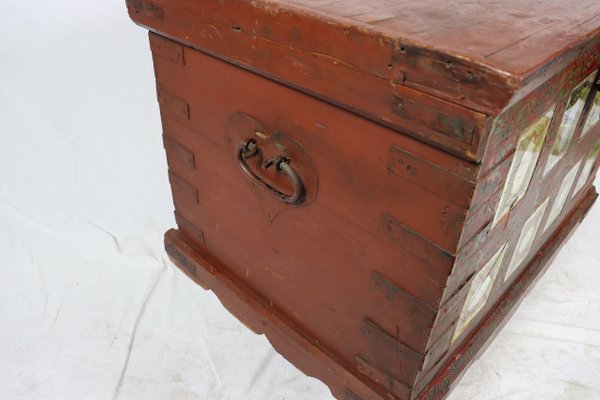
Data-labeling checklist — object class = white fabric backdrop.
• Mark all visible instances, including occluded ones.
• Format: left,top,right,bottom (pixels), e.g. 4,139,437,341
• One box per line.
1,1,599,399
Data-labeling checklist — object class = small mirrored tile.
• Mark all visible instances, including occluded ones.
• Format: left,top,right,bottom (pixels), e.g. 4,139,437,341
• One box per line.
505,198,549,282
544,161,581,233
452,243,508,343
581,77,600,139
545,72,596,174
573,139,600,197
493,106,555,226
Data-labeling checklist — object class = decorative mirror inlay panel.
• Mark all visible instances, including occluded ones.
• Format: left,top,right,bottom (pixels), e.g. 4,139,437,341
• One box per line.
452,243,508,343
581,76,600,139
505,198,549,282
544,162,581,232
544,72,596,175
494,107,555,226
573,139,600,197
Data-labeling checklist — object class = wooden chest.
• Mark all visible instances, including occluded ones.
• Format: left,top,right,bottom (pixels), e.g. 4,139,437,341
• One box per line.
127,1,600,399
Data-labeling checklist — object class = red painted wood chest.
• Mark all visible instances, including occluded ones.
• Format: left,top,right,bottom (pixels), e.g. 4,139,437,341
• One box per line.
127,1,600,398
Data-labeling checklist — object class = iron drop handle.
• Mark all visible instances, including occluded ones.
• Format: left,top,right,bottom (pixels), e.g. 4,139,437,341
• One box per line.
237,138,305,205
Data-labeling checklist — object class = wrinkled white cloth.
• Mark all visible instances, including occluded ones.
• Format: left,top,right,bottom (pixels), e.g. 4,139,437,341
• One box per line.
1,1,599,399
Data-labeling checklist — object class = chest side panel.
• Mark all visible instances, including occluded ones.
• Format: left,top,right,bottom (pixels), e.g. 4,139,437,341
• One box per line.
415,58,600,393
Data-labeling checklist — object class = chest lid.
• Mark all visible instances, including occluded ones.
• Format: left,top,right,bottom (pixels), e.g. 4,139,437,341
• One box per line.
128,0,600,161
